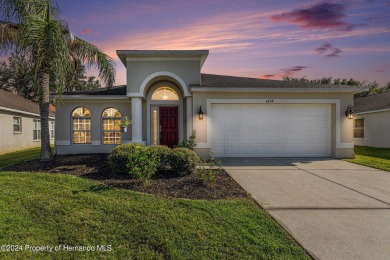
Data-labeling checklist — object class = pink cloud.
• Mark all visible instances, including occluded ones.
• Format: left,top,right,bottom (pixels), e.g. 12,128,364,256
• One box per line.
271,2,356,31
81,28,91,35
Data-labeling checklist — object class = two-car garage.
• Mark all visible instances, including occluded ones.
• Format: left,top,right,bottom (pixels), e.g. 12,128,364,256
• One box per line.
209,103,331,157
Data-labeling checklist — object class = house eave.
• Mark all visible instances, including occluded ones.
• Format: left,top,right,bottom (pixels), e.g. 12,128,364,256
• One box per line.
116,50,209,68
56,95,129,100
190,87,367,93
355,108,390,115
0,106,55,119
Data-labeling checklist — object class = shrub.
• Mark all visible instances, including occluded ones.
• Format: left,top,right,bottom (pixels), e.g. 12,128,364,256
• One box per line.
176,130,197,150
198,152,222,185
148,145,171,172
169,148,199,176
127,144,158,184
108,143,145,174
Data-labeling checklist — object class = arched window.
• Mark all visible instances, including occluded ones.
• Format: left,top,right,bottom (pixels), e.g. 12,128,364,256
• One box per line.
102,108,122,144
72,107,91,144
151,87,179,101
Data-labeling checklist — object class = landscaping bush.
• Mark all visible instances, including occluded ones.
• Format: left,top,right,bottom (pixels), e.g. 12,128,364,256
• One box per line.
148,145,171,172
176,130,197,150
169,148,199,176
127,144,158,184
108,143,145,174
198,152,222,185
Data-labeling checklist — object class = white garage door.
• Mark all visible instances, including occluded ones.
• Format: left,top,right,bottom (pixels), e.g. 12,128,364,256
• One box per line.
209,103,331,157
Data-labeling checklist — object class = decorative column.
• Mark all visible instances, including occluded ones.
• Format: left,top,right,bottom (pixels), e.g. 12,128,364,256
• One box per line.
131,97,143,142
186,97,193,138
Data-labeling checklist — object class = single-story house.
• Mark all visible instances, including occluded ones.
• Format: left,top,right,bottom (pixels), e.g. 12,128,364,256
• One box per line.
55,50,366,158
353,91,390,148
0,89,55,154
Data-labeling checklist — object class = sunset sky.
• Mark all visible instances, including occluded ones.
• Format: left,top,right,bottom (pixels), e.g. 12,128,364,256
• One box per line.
58,0,390,86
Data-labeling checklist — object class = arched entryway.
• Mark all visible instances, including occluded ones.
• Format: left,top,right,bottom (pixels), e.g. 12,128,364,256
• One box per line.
146,81,184,147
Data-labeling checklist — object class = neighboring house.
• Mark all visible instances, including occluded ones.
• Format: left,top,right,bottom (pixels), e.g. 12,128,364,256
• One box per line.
55,50,365,158
353,91,390,148
0,89,55,154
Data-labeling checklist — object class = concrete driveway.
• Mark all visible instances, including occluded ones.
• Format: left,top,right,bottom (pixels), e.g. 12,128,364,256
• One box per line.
222,158,390,260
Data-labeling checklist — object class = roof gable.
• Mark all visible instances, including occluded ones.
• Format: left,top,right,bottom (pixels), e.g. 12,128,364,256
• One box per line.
0,89,55,117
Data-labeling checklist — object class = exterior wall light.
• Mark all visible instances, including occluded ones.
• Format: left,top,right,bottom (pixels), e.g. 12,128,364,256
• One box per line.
198,106,204,120
345,105,354,119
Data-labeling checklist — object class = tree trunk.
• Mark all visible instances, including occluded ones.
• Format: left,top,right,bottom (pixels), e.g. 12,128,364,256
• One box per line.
39,73,52,161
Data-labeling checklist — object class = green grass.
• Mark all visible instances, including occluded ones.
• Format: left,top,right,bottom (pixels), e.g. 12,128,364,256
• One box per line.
0,147,54,170
0,147,41,170
344,146,390,171
353,146,390,160
0,172,310,259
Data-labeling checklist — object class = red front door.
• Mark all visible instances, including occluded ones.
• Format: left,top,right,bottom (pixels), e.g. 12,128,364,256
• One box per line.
160,107,178,148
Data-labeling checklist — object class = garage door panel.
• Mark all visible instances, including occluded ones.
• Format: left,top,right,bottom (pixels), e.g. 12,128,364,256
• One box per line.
226,146,240,155
225,119,241,130
240,132,257,143
209,103,331,157
210,132,224,144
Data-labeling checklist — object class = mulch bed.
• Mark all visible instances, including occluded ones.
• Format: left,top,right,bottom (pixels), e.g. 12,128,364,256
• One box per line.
6,154,248,200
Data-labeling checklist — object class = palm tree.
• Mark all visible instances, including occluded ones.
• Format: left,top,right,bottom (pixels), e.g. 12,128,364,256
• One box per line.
0,0,115,161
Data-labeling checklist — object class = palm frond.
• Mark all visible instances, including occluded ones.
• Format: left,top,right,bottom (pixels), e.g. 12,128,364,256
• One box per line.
0,21,19,51
67,36,116,88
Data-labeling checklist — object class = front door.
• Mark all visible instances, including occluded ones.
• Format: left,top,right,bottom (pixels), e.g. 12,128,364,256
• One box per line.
159,107,178,148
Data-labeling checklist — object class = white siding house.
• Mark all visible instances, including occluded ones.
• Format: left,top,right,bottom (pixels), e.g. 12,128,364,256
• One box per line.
0,89,55,154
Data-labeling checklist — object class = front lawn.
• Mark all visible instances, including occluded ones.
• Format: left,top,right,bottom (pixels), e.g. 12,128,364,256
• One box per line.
0,172,310,259
0,146,53,170
0,147,41,170
344,146,390,171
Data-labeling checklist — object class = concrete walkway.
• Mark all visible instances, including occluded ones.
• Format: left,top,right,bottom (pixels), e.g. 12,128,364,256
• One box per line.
222,158,390,260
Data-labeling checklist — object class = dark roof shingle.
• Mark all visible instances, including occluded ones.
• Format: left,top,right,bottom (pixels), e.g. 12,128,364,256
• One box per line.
0,89,55,117
62,85,126,95
192,74,367,90
354,91,390,113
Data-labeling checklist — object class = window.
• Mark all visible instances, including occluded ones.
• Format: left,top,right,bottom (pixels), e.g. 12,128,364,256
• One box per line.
72,107,91,144
354,118,364,138
50,122,55,139
13,117,22,132
33,120,41,140
102,108,121,144
151,87,179,100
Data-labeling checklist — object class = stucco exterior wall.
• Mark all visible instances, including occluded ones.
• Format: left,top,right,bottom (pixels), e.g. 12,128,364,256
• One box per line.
192,91,355,158
354,111,390,148
0,111,54,154
55,98,131,155
126,60,200,95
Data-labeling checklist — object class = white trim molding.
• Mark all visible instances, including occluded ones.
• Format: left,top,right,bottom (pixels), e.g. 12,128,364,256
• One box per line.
205,99,353,151
60,96,129,100
191,87,365,93
356,108,390,115
0,106,55,120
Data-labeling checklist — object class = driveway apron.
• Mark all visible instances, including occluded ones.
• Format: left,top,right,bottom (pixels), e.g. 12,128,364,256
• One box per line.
222,158,390,260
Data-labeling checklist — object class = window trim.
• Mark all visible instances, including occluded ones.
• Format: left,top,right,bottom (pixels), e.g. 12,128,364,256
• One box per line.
353,118,364,139
102,107,122,145
13,116,22,133
33,119,41,141
72,107,92,144
50,121,55,140
151,87,179,101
